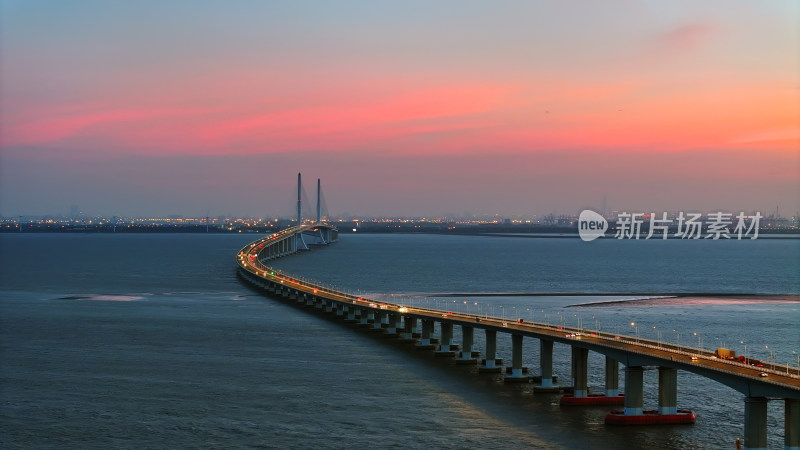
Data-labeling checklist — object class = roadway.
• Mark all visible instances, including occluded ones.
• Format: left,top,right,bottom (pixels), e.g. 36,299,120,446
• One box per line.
237,226,800,400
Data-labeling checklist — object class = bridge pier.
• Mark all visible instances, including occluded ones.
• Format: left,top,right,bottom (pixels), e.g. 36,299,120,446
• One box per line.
416,319,435,350
561,353,624,405
738,397,800,450
572,347,588,397
400,316,416,342
344,306,357,323
384,312,400,335
456,325,477,364
505,334,527,382
658,367,678,415
534,339,558,391
479,329,502,373
744,397,768,450
370,311,384,332
606,356,620,397
605,365,694,425
786,398,800,450
435,322,457,357
357,308,370,327
624,366,644,416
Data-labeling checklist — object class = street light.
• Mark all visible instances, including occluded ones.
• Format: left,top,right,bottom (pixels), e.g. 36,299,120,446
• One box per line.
765,345,776,370
631,322,639,343
740,340,748,365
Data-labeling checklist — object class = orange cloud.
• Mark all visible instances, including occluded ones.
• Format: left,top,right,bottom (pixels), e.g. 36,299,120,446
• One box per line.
653,23,716,55
2,69,795,160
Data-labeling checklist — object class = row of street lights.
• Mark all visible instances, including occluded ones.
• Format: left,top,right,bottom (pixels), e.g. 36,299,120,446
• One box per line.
392,296,798,370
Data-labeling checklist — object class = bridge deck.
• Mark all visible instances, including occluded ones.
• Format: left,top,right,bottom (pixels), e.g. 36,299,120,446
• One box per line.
237,225,800,400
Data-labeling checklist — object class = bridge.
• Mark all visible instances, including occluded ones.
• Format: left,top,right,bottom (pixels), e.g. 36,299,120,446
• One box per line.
236,178,799,450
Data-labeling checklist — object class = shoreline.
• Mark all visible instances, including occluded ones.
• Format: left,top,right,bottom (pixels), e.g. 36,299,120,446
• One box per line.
566,294,800,307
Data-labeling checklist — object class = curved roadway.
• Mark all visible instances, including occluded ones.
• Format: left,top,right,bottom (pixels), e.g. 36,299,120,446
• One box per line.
237,226,800,400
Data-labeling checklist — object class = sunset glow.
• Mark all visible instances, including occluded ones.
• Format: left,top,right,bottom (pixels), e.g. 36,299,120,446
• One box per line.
1,1,797,217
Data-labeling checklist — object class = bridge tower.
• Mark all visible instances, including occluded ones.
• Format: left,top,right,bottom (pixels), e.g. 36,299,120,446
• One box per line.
296,172,302,224
317,178,322,224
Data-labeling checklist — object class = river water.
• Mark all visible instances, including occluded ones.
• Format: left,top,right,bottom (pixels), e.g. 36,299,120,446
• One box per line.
1,233,798,449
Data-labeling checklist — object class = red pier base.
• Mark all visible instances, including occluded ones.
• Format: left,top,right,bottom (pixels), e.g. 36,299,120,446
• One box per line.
560,393,625,406
605,409,696,425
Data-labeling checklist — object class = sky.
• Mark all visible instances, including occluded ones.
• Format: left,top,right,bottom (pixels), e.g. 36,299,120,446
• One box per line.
1,1,798,218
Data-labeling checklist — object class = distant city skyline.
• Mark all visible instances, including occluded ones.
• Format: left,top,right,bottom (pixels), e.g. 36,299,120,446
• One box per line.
1,1,797,218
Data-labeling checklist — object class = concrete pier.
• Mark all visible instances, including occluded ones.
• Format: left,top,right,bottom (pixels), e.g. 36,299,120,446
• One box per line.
479,329,502,373
606,357,620,397
416,319,435,350
624,366,644,416
456,325,477,364
505,334,527,382
744,397,768,450
560,354,623,405
435,322,457,357
534,339,558,392
399,316,416,342
786,398,800,450
572,347,588,398
370,311,384,332
658,367,678,415
384,313,400,335
357,308,370,327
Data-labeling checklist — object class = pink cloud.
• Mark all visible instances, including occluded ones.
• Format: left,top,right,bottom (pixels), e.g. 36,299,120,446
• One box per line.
654,23,716,55
3,65,795,161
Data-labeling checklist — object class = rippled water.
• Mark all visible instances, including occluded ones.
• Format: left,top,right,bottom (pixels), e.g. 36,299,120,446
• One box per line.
1,233,798,449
